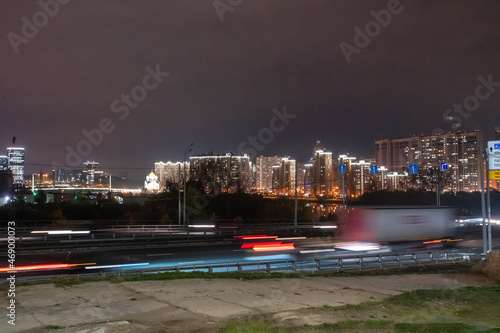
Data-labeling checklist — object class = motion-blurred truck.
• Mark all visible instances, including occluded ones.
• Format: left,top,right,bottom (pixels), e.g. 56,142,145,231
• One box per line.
339,207,459,246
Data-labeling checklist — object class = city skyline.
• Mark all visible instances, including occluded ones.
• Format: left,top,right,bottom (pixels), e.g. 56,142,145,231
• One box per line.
2,1,500,178
2,127,496,181
4,129,497,198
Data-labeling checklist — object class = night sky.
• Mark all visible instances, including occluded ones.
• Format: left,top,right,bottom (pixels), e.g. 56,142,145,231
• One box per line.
1,0,500,180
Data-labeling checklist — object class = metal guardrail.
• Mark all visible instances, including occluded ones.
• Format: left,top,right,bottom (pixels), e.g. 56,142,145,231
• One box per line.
8,250,479,284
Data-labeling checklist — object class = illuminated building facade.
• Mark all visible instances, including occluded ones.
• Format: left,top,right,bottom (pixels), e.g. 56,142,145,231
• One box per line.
338,154,356,197
189,153,251,194
375,131,483,192
154,161,188,190
374,166,390,191
277,157,296,195
7,147,25,186
271,165,280,193
33,172,53,187
303,163,313,195
83,161,103,186
296,162,306,194
351,160,374,197
311,142,335,196
255,155,282,193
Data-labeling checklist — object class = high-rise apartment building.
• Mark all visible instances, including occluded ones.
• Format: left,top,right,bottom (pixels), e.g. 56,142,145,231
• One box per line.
189,153,251,194
296,162,306,194
255,155,282,193
311,142,335,196
375,131,483,192
351,160,374,197
338,154,356,197
277,157,296,195
154,161,188,190
7,147,25,186
303,163,313,195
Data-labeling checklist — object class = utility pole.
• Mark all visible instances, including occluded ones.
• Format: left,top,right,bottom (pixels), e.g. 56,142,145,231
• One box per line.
183,143,193,225
486,147,492,253
178,163,181,224
480,142,487,255
342,172,346,221
294,161,298,234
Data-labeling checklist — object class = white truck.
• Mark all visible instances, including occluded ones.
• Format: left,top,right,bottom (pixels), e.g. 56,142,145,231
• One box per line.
339,207,458,244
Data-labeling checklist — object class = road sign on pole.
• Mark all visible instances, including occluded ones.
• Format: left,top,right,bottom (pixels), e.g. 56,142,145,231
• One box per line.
409,164,418,175
490,170,500,180
440,162,449,171
488,140,500,171
339,164,346,174
370,165,378,175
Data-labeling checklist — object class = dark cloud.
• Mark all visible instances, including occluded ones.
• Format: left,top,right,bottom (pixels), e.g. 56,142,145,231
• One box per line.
1,0,499,179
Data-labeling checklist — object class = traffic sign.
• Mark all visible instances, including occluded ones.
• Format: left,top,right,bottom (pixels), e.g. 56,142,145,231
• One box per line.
490,171,500,180
440,162,449,171
409,164,418,175
488,141,500,171
339,164,346,174
370,165,378,175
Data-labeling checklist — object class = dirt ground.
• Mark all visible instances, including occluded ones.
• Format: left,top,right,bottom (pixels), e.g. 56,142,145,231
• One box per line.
2,272,494,333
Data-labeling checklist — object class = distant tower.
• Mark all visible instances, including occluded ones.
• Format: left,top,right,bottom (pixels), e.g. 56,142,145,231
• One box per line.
313,141,325,155
7,147,25,186
83,161,102,186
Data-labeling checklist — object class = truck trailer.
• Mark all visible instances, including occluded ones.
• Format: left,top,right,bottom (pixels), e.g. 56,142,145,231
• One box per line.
339,206,458,244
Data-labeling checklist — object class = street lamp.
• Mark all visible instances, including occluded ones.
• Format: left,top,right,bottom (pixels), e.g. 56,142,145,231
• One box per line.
183,143,194,225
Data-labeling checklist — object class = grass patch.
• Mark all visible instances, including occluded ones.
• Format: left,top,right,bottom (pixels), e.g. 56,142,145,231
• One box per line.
394,322,475,333
221,317,288,333
382,285,500,323
45,325,62,330
315,285,500,332
341,300,377,311
320,319,391,330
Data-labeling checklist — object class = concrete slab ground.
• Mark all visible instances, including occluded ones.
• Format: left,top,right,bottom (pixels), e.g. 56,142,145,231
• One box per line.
1,273,493,333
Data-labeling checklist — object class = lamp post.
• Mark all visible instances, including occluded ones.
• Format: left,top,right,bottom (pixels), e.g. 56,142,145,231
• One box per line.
178,163,181,224
183,143,193,225
294,161,298,234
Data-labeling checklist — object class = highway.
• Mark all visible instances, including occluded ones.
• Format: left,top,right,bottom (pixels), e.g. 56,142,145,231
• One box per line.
0,223,497,281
